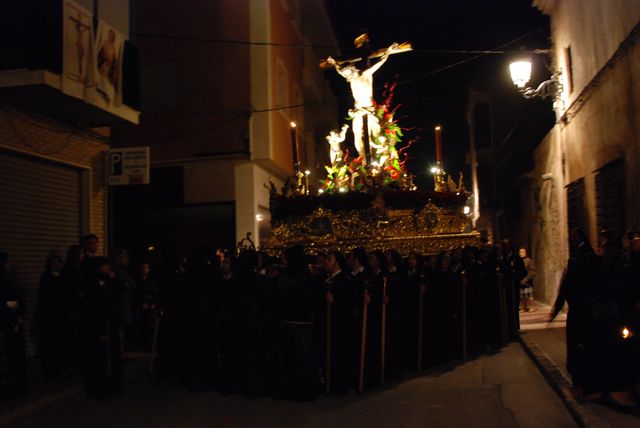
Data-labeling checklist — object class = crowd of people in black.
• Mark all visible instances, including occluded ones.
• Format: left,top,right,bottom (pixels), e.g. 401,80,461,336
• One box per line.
0,230,639,409
549,229,640,410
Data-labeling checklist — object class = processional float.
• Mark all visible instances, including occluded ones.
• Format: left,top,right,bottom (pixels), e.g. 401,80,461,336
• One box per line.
262,33,479,257
261,34,479,392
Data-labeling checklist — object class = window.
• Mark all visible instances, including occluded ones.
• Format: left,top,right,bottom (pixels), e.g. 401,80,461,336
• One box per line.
595,157,625,235
566,177,586,252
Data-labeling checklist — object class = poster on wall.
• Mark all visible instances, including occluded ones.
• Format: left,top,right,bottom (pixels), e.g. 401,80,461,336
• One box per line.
61,0,94,100
94,20,125,107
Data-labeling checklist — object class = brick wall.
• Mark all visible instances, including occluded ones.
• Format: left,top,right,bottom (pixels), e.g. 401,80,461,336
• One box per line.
0,106,110,254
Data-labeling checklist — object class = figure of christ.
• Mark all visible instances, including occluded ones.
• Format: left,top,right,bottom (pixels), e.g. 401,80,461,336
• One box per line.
326,43,399,164
69,12,91,77
326,124,349,166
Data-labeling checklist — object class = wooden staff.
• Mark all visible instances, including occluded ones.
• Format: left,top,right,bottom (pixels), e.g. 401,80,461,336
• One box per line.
380,277,388,385
461,271,468,362
148,311,161,376
105,322,113,378
358,283,370,393
417,274,426,372
325,292,332,394
497,269,508,344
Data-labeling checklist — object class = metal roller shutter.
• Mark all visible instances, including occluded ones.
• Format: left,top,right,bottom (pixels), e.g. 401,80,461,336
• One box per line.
0,150,81,360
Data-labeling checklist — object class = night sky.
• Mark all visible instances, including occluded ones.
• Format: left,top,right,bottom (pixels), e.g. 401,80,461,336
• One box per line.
324,0,554,190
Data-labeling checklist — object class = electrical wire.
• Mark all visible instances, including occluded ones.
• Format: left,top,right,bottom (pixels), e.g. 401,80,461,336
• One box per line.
139,27,547,117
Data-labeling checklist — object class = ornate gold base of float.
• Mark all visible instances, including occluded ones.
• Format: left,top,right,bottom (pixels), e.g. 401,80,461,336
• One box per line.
261,193,480,256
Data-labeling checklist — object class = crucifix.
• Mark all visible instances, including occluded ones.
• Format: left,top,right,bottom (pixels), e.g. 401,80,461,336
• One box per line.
68,11,91,77
321,34,412,165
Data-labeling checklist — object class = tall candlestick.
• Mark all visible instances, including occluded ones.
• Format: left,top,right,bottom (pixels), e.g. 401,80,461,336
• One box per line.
290,122,299,174
434,125,442,163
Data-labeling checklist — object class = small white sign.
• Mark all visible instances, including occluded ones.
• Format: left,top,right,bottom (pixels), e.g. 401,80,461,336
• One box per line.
109,147,150,185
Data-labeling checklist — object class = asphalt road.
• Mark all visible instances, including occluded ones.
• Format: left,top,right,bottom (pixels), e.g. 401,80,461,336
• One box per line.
4,342,576,428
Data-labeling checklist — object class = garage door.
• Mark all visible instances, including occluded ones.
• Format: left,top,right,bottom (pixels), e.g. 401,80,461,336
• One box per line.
0,149,82,359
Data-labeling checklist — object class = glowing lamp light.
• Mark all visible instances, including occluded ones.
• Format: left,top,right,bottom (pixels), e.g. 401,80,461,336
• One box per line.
256,214,264,222
338,187,348,193
622,326,633,339
305,170,311,176
147,245,156,252
430,166,441,174
318,189,324,195
463,206,471,215
509,60,532,89
290,121,297,128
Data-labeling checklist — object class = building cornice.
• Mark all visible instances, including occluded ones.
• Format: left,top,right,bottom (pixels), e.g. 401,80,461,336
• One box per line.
533,0,556,15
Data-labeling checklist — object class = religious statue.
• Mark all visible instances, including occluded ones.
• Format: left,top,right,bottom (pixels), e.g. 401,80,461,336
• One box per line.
325,41,404,164
326,124,349,167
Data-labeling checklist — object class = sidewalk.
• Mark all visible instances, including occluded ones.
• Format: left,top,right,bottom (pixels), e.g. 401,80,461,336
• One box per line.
519,300,639,428
0,356,148,426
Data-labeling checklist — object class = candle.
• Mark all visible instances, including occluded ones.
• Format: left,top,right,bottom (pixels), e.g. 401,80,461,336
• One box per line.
434,125,442,163
290,122,299,174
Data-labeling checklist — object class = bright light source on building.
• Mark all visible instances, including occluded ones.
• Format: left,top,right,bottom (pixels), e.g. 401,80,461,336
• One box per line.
256,214,264,222
338,187,347,193
463,206,471,215
509,60,532,88
305,170,311,176
430,166,440,174
318,189,324,195
290,121,297,128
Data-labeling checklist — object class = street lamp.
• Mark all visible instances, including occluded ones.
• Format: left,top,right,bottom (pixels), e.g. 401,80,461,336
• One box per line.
509,57,562,101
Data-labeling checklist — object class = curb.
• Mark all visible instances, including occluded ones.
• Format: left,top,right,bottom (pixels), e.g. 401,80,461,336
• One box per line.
519,333,611,428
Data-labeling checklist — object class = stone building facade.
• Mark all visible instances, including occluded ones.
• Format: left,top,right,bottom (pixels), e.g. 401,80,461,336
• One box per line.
514,0,640,303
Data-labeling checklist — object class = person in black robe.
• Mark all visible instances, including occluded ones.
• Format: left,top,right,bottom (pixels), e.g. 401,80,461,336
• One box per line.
398,252,424,371
79,257,122,400
502,240,526,338
61,245,87,368
242,249,275,397
38,254,73,379
0,252,27,399
184,246,219,393
135,261,159,353
622,231,640,399
362,250,385,388
276,245,319,400
475,245,501,349
549,228,606,400
156,256,190,388
218,252,250,394
459,246,480,355
383,250,402,380
323,251,357,394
